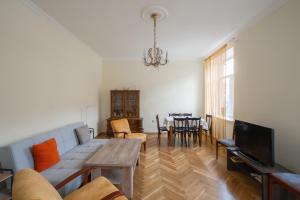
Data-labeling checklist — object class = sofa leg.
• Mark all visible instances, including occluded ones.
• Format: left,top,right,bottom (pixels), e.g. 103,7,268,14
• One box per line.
143,142,146,151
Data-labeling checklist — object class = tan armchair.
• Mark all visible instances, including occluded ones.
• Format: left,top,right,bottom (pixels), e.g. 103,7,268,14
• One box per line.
111,118,147,151
12,168,127,200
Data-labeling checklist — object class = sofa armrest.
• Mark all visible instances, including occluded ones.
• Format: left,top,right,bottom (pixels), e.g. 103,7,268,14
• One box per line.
89,128,95,138
55,167,91,190
0,168,14,174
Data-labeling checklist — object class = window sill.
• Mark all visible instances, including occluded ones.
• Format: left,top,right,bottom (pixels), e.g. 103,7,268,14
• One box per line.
211,115,234,122
225,118,234,122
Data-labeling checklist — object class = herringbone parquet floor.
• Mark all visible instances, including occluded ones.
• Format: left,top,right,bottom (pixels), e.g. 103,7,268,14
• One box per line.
132,134,261,200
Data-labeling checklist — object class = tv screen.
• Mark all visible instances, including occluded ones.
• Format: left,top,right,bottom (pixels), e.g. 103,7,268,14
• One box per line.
234,120,274,166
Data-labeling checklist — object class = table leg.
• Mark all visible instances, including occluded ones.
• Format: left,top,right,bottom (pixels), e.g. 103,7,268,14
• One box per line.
122,167,134,199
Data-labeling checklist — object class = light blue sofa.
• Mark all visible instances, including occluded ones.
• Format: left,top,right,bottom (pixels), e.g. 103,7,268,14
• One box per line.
0,122,108,196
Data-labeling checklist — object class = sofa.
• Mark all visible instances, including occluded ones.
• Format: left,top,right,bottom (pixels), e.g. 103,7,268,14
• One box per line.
0,122,108,197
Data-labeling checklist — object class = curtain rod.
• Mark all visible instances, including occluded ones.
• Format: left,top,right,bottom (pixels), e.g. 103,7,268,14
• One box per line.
204,44,228,61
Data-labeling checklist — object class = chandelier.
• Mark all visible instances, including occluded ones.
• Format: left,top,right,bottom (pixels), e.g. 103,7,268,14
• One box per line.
143,7,168,68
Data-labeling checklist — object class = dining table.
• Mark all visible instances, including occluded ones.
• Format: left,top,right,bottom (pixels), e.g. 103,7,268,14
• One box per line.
164,116,209,145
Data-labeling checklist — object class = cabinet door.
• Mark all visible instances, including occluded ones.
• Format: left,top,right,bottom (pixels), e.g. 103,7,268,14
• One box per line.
124,91,139,118
111,91,124,117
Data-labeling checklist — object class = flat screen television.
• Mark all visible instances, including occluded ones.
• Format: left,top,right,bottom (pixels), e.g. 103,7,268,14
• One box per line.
234,120,275,166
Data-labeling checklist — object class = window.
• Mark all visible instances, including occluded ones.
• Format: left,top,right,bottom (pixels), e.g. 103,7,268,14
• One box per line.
204,45,234,139
225,47,234,120
204,46,234,121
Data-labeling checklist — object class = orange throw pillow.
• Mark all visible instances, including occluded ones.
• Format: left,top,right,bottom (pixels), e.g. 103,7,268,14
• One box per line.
32,138,60,172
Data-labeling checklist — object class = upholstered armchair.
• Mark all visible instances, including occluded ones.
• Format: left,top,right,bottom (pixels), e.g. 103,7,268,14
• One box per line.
12,168,127,200
111,118,147,151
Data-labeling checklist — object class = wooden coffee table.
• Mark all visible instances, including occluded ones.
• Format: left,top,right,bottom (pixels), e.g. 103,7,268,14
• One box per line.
85,139,141,199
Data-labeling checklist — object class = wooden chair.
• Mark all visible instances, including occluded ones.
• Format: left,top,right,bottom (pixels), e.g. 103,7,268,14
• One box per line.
216,120,236,160
12,168,127,200
169,113,182,117
156,114,169,145
186,117,202,146
111,118,147,151
169,113,192,117
203,114,213,144
173,118,188,146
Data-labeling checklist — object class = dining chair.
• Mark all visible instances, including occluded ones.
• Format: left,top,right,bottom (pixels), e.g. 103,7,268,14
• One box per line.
216,120,236,159
173,117,188,145
169,113,181,117
169,113,192,117
203,114,213,144
186,117,202,146
182,113,192,117
156,114,169,145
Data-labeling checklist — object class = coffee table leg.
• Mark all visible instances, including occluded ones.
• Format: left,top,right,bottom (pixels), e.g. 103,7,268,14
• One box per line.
122,167,133,199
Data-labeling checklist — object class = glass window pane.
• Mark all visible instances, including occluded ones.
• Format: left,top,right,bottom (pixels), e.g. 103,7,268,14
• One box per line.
226,76,234,120
226,47,234,60
225,58,234,76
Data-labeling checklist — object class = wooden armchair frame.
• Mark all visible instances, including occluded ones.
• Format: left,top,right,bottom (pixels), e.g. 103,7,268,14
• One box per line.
55,167,125,200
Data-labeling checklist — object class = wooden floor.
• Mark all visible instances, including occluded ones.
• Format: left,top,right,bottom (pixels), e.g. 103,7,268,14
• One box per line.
131,134,261,200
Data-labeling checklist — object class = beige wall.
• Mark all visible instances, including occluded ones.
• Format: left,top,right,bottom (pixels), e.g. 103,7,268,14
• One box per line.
235,0,300,172
101,60,204,132
0,0,103,146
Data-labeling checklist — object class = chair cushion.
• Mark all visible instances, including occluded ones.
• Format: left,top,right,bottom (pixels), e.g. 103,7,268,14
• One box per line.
75,125,91,144
111,119,131,134
126,133,147,143
32,138,60,172
13,169,63,200
64,176,127,200
218,139,235,147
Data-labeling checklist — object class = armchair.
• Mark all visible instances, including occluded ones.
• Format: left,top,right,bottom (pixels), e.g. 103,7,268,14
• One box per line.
12,168,127,200
111,118,147,151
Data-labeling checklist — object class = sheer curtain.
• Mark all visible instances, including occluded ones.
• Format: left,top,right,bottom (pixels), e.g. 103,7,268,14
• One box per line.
204,46,227,140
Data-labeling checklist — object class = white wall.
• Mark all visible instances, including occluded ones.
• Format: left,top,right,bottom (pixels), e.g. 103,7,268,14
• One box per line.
101,60,204,132
235,0,300,172
0,0,103,146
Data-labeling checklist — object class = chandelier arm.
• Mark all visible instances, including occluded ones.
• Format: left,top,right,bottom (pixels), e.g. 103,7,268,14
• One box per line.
160,51,168,65
148,48,153,62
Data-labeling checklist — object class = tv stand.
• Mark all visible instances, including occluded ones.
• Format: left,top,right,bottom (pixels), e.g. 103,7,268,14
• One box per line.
227,147,289,200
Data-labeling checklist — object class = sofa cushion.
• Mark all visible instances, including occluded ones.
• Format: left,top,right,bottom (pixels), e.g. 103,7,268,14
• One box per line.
50,160,84,170
60,139,107,161
75,125,91,144
41,168,82,197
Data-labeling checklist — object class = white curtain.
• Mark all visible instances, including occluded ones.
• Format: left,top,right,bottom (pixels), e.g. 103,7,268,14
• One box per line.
204,46,227,140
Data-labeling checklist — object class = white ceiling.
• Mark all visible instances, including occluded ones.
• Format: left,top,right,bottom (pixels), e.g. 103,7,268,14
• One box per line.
31,0,287,60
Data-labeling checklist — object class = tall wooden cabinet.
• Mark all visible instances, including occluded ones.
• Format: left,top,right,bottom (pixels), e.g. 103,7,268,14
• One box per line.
107,90,143,136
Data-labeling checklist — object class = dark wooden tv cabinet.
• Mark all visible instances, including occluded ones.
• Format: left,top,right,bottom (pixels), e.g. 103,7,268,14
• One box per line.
227,147,289,200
